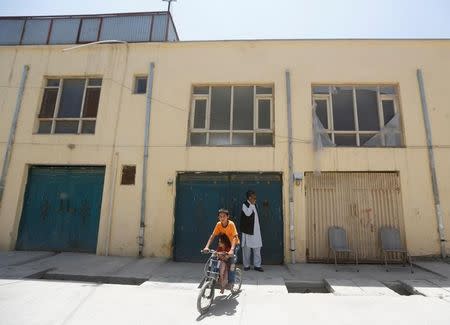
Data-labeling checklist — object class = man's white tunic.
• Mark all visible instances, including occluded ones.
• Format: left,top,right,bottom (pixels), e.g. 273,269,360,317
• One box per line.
241,202,262,248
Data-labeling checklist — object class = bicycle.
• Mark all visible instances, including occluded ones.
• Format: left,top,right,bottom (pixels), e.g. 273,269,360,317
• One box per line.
197,249,242,315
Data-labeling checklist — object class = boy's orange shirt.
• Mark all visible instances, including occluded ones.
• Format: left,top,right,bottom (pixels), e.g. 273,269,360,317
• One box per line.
213,220,240,246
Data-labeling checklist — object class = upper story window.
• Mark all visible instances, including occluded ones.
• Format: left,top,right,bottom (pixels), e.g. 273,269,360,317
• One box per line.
189,85,274,146
37,78,102,134
312,85,402,147
134,76,147,94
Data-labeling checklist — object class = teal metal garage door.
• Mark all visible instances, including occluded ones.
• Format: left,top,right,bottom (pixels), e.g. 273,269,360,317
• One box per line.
174,173,283,264
16,166,105,253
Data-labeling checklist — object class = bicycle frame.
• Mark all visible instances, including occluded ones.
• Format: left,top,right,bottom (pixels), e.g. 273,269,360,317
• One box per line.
200,250,232,287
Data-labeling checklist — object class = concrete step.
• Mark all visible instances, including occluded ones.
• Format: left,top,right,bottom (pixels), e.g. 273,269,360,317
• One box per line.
400,279,450,298
352,279,399,296
325,278,398,296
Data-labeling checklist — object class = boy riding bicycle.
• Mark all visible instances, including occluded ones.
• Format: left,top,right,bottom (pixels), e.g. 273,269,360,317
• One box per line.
202,209,240,291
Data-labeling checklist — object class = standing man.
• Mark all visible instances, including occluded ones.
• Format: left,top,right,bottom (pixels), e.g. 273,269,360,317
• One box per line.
240,190,263,272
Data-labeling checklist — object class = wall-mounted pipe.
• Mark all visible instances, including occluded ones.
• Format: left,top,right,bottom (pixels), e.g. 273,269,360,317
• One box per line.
417,69,446,258
105,152,119,256
139,62,155,257
0,65,29,206
285,70,296,264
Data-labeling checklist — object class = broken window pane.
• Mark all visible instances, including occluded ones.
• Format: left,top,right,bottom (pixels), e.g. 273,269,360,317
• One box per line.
88,78,102,86
82,88,100,118
232,133,253,145
380,86,396,95
360,134,379,146
81,121,96,134
332,87,355,130
38,121,52,134
39,88,58,118
210,87,231,130
193,99,207,129
382,100,395,125
121,165,136,185
356,88,380,131
312,86,329,94
256,86,272,94
190,133,206,145
47,79,60,87
233,86,254,130
386,133,402,147
209,133,230,145
334,134,357,146
315,100,328,129
57,79,85,118
135,77,147,94
320,133,333,145
54,121,79,133
256,133,273,146
258,99,271,129
193,86,209,95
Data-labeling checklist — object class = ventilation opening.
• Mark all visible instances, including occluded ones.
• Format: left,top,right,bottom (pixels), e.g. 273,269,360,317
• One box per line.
285,281,330,294
121,165,136,185
383,281,414,296
26,271,146,286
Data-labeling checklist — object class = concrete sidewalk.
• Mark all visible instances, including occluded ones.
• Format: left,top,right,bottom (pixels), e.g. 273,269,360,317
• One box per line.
0,251,449,296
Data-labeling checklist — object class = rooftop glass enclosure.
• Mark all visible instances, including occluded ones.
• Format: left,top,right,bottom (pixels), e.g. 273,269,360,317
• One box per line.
0,12,179,45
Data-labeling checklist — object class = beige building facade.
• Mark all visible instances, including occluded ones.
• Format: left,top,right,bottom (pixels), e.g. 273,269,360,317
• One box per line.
1,37,449,263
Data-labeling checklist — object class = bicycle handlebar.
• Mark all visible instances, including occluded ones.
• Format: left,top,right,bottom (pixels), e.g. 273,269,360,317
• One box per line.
200,249,233,256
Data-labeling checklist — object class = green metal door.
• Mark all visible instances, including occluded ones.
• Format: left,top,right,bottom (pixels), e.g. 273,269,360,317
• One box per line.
174,173,283,264
16,166,105,253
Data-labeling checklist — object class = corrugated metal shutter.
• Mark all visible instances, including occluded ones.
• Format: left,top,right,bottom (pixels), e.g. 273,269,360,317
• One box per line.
22,19,51,45
0,19,24,45
305,172,406,262
49,19,80,44
79,18,101,43
16,166,105,253
174,172,284,264
99,15,152,42
151,14,168,41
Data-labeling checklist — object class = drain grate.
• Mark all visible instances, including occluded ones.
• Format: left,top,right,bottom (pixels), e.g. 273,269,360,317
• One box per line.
285,281,330,294
383,281,414,296
25,271,146,286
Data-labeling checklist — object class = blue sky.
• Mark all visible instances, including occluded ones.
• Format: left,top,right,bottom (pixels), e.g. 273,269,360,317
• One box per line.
1,0,449,40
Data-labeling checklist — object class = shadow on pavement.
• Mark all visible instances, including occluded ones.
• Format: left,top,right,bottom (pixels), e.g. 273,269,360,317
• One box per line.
195,292,241,321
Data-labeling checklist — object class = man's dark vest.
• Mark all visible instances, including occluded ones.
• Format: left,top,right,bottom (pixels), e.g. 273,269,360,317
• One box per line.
240,201,257,235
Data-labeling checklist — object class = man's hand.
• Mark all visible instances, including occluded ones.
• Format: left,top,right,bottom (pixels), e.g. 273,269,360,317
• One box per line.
202,247,210,253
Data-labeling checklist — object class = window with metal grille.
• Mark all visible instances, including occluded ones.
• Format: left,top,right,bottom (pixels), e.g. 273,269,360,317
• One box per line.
121,165,136,185
37,78,102,134
312,85,402,147
189,85,274,146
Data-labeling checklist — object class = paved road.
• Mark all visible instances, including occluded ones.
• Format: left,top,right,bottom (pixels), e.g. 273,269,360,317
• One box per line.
2,252,450,324
1,278,450,325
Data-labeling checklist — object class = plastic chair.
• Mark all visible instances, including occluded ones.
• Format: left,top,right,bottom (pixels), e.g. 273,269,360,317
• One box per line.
380,227,413,273
328,226,359,272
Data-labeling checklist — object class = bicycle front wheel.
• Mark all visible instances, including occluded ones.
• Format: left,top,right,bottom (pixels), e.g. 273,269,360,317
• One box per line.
230,268,242,294
197,280,215,315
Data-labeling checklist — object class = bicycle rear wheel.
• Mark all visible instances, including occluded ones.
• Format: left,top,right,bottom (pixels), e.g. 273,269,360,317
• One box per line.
197,280,215,315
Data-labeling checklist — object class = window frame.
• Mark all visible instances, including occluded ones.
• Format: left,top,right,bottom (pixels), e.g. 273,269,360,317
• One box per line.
312,85,401,147
37,77,102,135
133,76,148,94
189,84,274,147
